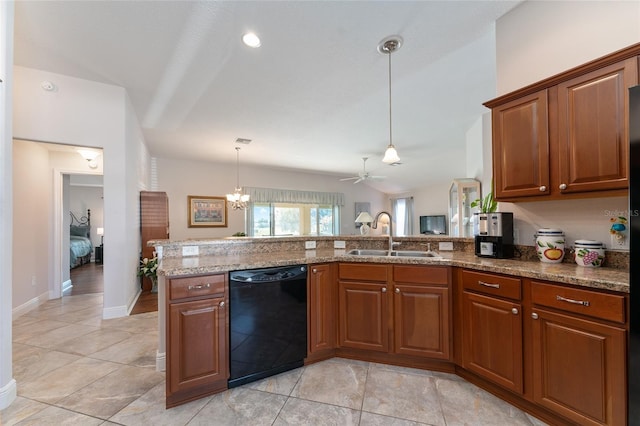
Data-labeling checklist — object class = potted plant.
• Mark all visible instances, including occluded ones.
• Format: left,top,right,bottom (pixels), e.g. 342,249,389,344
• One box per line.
470,181,498,213
138,256,159,293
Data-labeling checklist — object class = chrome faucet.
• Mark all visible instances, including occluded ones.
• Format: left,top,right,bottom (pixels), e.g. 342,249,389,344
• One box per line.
372,211,400,251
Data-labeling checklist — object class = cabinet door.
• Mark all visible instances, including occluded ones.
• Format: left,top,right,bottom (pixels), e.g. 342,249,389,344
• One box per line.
492,90,550,199
338,281,389,352
394,284,450,360
309,263,336,354
168,297,227,398
557,58,637,194
531,308,626,426
462,291,523,393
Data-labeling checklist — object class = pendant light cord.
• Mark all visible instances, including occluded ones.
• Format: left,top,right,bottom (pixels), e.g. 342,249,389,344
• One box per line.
388,45,393,147
235,147,241,190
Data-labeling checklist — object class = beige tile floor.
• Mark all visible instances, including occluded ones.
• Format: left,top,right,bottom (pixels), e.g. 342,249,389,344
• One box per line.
1,294,549,425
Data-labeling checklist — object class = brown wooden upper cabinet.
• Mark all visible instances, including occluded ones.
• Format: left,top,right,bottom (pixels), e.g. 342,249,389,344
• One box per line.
485,44,640,201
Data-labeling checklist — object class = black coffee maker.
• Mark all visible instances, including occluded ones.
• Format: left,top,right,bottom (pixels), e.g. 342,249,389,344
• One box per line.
474,212,514,258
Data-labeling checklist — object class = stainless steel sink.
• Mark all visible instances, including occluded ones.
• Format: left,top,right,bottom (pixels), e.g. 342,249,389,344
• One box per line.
390,250,442,258
346,249,390,256
346,249,442,258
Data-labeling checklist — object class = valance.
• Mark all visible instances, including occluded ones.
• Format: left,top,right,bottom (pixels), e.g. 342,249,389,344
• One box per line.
245,187,345,206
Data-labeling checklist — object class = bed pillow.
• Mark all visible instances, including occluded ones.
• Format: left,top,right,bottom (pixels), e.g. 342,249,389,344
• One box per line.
70,225,89,237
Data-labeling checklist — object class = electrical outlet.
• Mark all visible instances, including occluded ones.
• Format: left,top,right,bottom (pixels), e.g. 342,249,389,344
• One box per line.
333,240,346,249
438,241,454,251
305,241,316,250
182,245,199,257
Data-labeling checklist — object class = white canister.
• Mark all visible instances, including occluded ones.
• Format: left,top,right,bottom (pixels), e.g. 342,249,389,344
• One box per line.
535,228,565,263
574,240,605,267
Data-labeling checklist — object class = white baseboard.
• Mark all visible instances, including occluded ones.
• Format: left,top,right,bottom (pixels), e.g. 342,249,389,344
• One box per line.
102,305,128,319
156,351,166,372
12,291,49,319
126,288,142,315
0,379,17,410
61,279,72,293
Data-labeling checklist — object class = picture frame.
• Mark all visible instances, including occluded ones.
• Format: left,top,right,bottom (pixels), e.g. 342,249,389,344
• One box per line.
188,195,228,228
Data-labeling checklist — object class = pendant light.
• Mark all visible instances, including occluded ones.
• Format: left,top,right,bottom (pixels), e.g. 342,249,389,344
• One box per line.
379,36,402,164
226,146,250,210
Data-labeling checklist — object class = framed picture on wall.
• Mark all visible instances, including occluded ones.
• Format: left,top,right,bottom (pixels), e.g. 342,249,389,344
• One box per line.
188,195,228,228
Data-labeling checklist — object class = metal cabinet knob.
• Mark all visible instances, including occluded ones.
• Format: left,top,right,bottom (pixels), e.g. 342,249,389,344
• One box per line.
531,312,539,320
559,183,567,190
219,301,225,307
381,287,387,293
312,268,317,274
395,288,400,294
512,308,519,315
539,185,547,192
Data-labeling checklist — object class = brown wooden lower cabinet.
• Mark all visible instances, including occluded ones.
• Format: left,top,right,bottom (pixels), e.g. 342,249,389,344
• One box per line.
166,274,228,408
338,280,390,352
531,308,626,426
462,291,523,394
337,263,451,360
308,263,336,358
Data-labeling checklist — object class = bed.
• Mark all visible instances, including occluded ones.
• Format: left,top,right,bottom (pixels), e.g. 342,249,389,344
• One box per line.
70,209,93,269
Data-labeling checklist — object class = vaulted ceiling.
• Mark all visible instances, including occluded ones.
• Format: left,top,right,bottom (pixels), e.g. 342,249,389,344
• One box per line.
13,1,522,193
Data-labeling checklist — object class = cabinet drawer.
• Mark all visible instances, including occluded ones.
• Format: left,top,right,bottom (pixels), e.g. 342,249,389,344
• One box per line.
394,265,449,285
462,270,521,301
531,281,626,324
339,263,388,282
169,274,225,301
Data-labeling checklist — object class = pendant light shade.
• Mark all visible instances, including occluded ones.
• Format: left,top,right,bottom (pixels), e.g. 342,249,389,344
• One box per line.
226,146,250,210
379,36,402,165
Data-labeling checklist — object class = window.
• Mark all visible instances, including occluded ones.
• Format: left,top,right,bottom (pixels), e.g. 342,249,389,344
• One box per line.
392,196,414,236
245,188,344,237
251,203,338,236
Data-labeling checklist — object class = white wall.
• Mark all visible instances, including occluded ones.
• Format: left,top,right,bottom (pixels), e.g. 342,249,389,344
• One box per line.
496,1,640,95
12,141,51,311
13,66,150,318
0,0,15,411
156,157,389,239
490,1,640,249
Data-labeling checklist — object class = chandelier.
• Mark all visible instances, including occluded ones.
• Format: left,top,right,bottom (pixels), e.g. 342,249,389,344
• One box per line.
226,146,250,210
378,36,402,164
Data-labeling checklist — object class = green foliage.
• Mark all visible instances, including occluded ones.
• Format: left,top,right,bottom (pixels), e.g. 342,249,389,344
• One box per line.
138,257,158,279
470,180,498,213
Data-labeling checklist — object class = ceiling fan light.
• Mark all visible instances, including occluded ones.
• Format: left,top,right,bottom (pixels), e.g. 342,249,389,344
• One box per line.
383,145,400,164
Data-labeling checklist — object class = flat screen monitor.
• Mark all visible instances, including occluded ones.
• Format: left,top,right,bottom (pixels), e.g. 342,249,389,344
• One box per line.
420,215,447,235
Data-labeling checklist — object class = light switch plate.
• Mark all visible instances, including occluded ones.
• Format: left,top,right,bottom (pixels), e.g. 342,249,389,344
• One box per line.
182,245,199,256
334,240,346,249
438,241,454,251
305,241,316,250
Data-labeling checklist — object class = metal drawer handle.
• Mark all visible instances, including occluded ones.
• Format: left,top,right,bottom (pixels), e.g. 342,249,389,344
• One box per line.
381,287,387,293
478,280,500,289
219,301,225,307
395,288,400,294
188,283,211,291
556,295,590,307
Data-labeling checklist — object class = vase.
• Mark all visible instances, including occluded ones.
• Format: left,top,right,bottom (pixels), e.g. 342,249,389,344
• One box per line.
151,276,158,293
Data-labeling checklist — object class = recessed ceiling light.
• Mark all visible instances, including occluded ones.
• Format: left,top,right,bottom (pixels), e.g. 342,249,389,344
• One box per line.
242,32,261,48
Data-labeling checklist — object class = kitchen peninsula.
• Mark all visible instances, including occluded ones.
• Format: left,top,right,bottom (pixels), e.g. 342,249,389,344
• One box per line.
152,236,629,425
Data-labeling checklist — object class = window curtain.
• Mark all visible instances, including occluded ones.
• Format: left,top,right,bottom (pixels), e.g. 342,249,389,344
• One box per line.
244,187,345,236
244,187,345,205
392,196,414,236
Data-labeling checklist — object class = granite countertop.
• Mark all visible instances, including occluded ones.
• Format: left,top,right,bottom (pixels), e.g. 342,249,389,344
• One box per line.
159,248,629,294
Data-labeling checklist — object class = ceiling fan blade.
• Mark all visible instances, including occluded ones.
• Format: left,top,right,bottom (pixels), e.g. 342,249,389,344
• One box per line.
370,175,386,180
340,176,359,181
353,178,364,184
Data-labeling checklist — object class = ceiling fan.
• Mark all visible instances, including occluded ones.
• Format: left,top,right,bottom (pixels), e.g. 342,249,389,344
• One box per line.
340,157,386,184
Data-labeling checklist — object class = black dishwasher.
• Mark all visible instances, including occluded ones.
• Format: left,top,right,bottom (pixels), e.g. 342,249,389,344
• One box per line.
228,264,307,388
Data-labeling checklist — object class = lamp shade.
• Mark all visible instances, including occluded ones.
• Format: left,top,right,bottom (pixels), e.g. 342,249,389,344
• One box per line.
355,212,374,223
